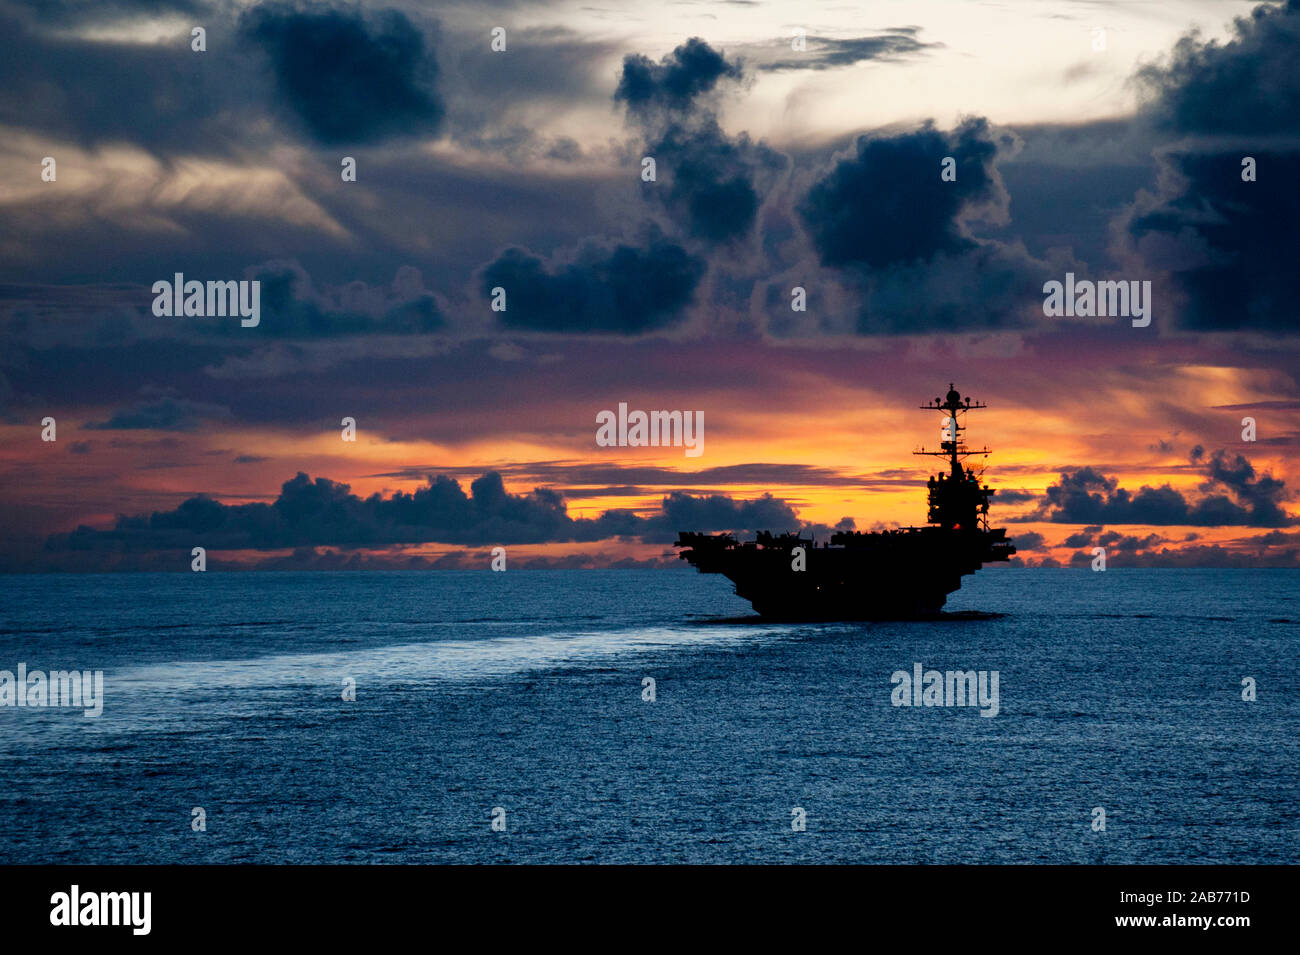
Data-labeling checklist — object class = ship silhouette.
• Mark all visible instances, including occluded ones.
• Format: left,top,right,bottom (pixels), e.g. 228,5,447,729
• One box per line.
674,385,1015,619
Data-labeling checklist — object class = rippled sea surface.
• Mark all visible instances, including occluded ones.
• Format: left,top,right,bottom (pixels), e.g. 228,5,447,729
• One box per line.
0,568,1296,863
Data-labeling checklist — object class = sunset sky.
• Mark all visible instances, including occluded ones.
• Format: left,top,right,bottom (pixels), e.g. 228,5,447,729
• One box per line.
1,0,1296,570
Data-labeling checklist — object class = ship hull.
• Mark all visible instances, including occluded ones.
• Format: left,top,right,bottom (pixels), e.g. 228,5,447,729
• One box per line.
676,527,1014,621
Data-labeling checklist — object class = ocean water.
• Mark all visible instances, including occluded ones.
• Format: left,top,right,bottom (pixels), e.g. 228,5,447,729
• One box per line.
0,568,1295,864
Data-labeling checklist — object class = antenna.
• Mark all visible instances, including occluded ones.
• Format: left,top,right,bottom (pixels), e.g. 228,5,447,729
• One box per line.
913,383,990,476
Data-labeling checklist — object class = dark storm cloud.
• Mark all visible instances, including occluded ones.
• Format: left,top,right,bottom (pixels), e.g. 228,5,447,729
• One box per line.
652,491,797,536
791,117,1054,334
1202,446,1291,525
3,3,622,164
799,119,999,270
1010,531,1045,550
836,242,1046,335
1029,449,1292,527
0,3,442,156
44,471,583,551
1136,0,1300,137
1125,149,1300,333
241,4,445,145
646,118,788,244
1119,1,1300,332
1060,529,1300,568
614,37,742,114
83,397,230,431
985,127,1156,269
1062,529,1168,550
994,488,1037,504
1060,529,1096,548
244,261,445,337
480,231,705,334
1124,544,1300,568
460,40,761,336
42,470,803,554
753,30,941,72
616,39,785,246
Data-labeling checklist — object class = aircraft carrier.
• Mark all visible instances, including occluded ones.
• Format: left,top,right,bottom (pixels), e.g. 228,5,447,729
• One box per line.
674,385,1016,619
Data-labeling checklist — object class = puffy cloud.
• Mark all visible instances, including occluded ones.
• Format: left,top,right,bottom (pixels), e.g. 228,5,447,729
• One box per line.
1062,533,1300,568
480,231,705,334
799,119,1000,270
1030,449,1292,526
643,490,798,543
994,488,1037,504
1202,447,1291,526
1136,0,1300,137
464,40,748,339
242,4,445,145
1011,531,1045,550
616,39,784,247
646,118,787,244
1062,529,1169,550
244,261,445,337
1119,0,1300,331
791,118,1051,333
43,470,803,555
615,37,742,115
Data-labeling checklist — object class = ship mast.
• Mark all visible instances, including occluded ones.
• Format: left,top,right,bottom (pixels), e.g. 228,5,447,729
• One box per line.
914,383,990,477
914,384,994,531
